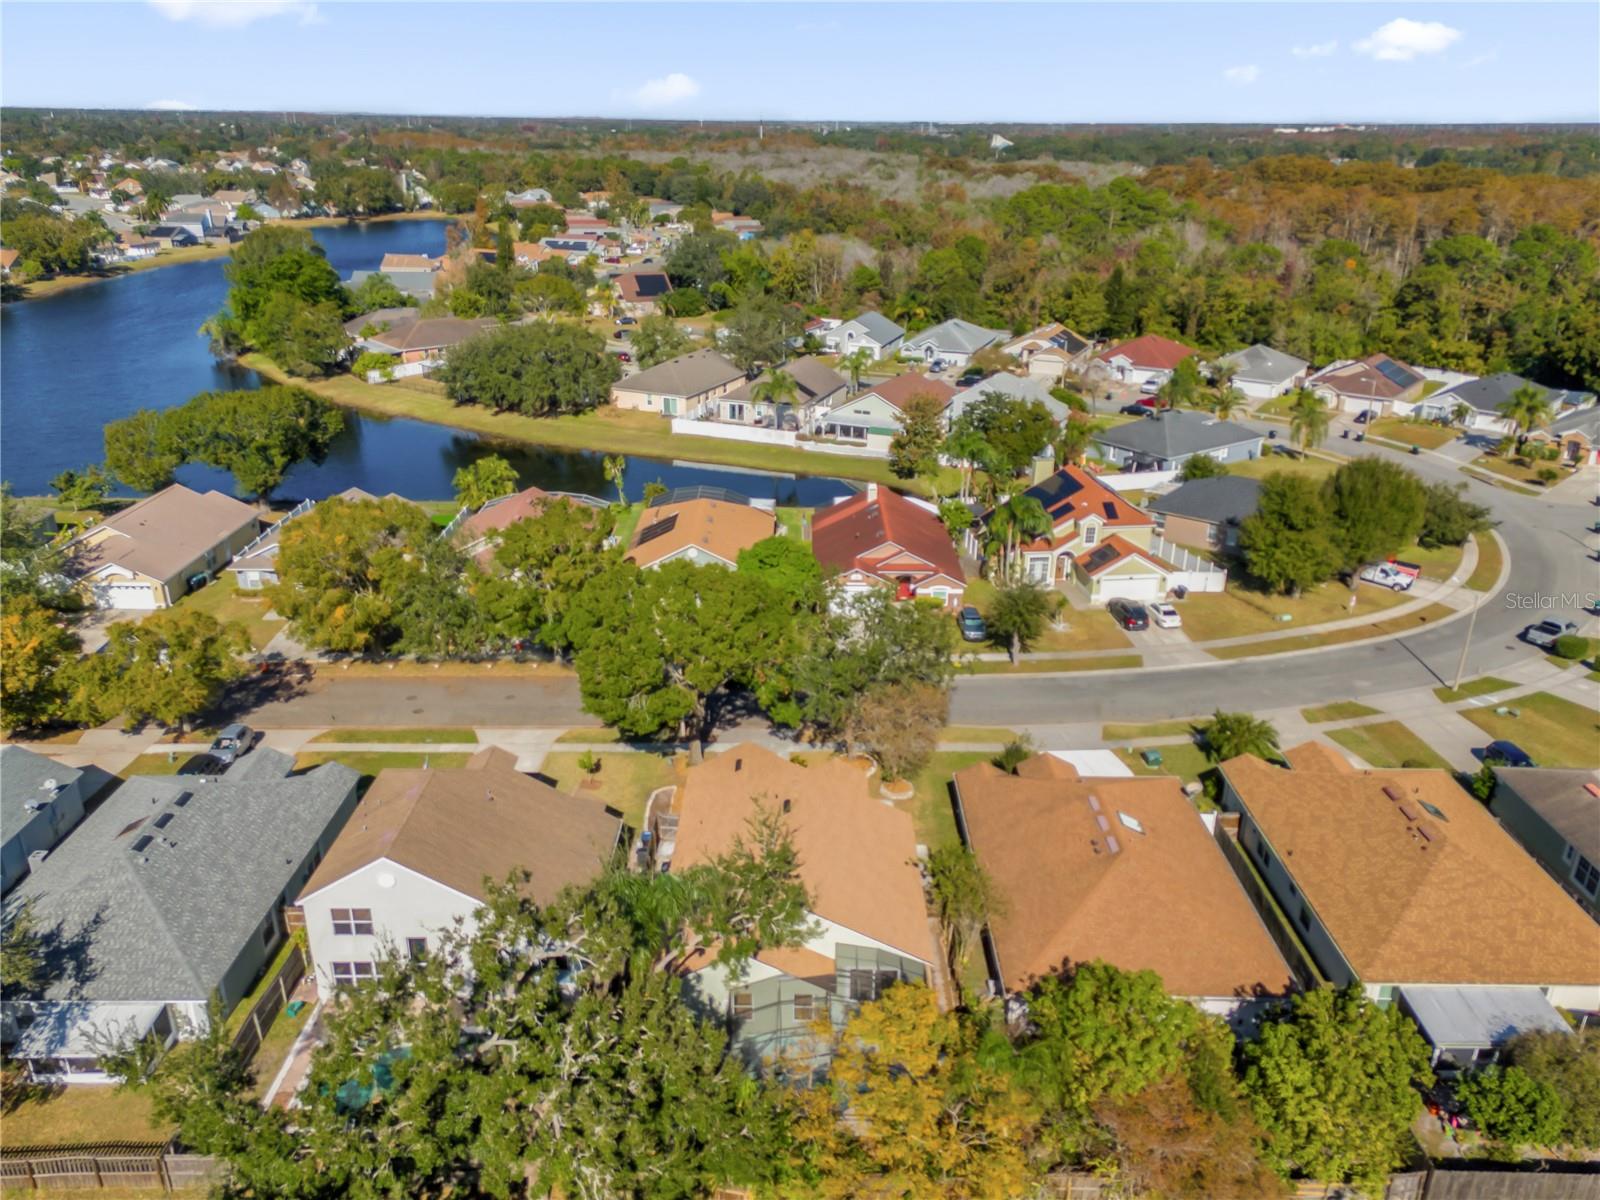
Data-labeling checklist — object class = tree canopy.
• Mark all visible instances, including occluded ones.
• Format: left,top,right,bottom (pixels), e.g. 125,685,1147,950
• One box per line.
441,322,620,416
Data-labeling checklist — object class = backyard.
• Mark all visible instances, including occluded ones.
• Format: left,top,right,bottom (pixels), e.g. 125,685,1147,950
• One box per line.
899,750,991,852
1459,693,1600,768
164,573,284,651
0,1080,172,1147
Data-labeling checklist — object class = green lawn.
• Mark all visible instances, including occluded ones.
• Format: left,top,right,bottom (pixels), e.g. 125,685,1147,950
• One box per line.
1227,452,1339,482
538,749,678,829
1459,693,1600,768
555,726,621,743
1112,742,1213,787
307,727,478,744
119,751,204,778
1299,701,1381,723
1327,722,1452,770
1206,603,1454,660
248,997,312,1100
960,579,1130,653
1369,417,1459,450
964,654,1143,675
0,1082,173,1147
899,751,990,852
165,572,283,651
1433,676,1516,703
1406,540,1467,582
1464,533,1504,592
1177,577,1408,643
1470,454,1558,488
293,751,472,776
938,726,1019,744
1102,719,1199,740
775,506,811,540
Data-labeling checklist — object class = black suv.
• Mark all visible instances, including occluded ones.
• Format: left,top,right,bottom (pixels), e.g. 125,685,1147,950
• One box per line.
1107,599,1150,631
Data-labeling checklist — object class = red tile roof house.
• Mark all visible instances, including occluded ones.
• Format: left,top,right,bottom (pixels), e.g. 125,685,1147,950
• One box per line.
815,373,958,454
1093,334,1199,388
1306,353,1426,418
452,486,607,565
811,483,967,609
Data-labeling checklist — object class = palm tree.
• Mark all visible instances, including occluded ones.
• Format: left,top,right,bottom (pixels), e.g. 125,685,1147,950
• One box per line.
751,368,800,421
984,492,1052,582
944,426,992,502
603,455,627,505
1497,384,1552,446
1287,389,1332,457
1211,387,1244,422
1054,419,1096,466
1451,401,1473,428
139,190,170,225
1201,710,1280,762
839,347,873,393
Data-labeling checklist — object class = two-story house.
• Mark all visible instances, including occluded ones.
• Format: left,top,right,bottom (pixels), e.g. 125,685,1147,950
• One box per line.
1,747,92,894
1490,767,1600,919
820,311,905,362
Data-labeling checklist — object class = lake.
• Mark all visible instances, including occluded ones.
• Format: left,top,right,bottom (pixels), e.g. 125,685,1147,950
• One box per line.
0,219,855,505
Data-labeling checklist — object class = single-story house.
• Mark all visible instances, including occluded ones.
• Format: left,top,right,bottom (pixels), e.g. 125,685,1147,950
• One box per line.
609,349,746,416
624,488,777,570
817,373,958,452
1,748,91,895
644,198,684,221
1217,746,1600,1071
821,311,905,361
1527,404,1600,466
1003,324,1092,381
1306,354,1425,417
454,487,606,565
295,748,621,993
143,225,198,250
345,267,437,302
946,372,1077,427
1409,372,1595,441
1491,768,1600,918
953,754,1293,1028
506,187,554,207
901,319,1009,368
709,357,847,429
810,483,965,608
1146,475,1262,554
64,484,261,610
711,211,762,239
3,752,360,1083
1092,409,1263,471
225,488,382,589
377,252,440,274
661,745,938,1070
615,269,673,316
512,241,555,268
343,311,496,363
0,247,19,275
1216,344,1309,401
1092,334,1198,388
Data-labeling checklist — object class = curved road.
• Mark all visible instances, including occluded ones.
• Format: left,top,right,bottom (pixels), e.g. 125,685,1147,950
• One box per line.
950,434,1599,725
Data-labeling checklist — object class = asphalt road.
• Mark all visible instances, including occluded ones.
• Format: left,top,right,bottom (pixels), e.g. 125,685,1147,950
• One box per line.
237,673,592,729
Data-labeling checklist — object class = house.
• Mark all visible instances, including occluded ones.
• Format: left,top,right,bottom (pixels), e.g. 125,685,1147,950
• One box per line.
343,311,496,364
0,247,19,275
821,311,905,361
811,483,965,608
1092,334,1199,389
657,745,937,1069
1216,344,1309,401
454,487,606,565
817,374,958,452
643,197,684,221
1146,476,1262,554
953,754,1293,1026
1,748,91,895
345,266,437,301
579,190,611,210
609,349,745,416
64,484,261,610
111,177,143,196
1217,747,1600,1071
295,749,622,993
1004,324,1093,381
225,488,382,589
946,372,1077,427
624,489,777,570
377,252,440,274
711,211,762,239
1091,409,1264,471
1527,404,1600,467
615,269,673,316
512,241,555,269
709,357,847,429
901,318,1009,368
1490,768,1600,918
143,225,198,250
1410,373,1595,440
506,187,554,208
1306,353,1425,417
3,753,360,1083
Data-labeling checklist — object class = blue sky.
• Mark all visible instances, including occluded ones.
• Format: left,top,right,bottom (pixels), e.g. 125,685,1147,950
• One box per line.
3,2,1596,123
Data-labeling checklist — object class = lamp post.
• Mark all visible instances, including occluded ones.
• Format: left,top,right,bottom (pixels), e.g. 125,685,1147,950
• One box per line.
1451,593,1481,692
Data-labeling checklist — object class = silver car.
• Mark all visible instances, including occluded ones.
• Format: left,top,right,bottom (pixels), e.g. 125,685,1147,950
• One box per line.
208,723,256,766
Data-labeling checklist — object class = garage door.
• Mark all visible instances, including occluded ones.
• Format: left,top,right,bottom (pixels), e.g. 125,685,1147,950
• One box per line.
1098,575,1164,603
92,582,159,610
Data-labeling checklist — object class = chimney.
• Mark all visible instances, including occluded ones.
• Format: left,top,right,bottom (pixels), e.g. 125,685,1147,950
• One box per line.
865,483,878,502
1031,448,1057,485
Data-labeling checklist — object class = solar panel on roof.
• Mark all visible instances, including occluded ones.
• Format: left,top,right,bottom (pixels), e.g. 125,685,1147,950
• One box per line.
1102,501,1117,518
629,274,670,298
1375,359,1419,388
634,513,679,546
1085,545,1118,571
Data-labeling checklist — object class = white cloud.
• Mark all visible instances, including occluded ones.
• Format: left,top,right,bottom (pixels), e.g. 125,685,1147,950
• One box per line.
626,72,701,110
146,99,198,111
1354,18,1462,62
1223,65,1261,85
148,1,323,29
1292,40,1338,58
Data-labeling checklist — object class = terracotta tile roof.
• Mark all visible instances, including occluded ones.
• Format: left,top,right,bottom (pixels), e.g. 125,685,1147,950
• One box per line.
624,497,777,568
811,485,965,595
1095,334,1198,371
298,746,620,906
955,758,1292,998
1010,466,1154,552
1076,533,1176,577
671,745,932,964
458,486,550,544
852,372,958,414
66,484,258,584
1220,750,1600,987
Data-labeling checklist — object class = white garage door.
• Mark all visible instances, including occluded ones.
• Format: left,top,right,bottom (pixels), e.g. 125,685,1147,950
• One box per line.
92,582,159,610
1098,575,1164,603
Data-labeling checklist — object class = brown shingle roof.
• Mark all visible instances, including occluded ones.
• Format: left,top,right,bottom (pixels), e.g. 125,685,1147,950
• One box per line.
955,758,1292,998
1307,354,1422,401
66,484,258,584
853,373,958,413
297,747,620,906
1221,750,1600,986
611,349,744,400
1095,334,1197,371
458,486,550,544
625,497,776,568
364,315,498,353
378,252,439,272
670,745,933,963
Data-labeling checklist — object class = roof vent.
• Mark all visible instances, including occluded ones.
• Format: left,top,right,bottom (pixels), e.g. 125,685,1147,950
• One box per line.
1095,814,1110,832
1117,812,1145,835
734,757,742,772
41,778,57,792
1381,786,1404,804
1106,834,1121,855
782,797,792,814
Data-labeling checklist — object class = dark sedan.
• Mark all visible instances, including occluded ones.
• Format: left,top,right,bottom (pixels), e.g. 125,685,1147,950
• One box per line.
1482,740,1535,768
1107,599,1150,631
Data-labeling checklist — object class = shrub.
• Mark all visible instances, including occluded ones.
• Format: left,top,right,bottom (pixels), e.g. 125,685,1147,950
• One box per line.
1537,467,1560,484
1552,634,1588,661
992,737,1033,773
352,350,398,381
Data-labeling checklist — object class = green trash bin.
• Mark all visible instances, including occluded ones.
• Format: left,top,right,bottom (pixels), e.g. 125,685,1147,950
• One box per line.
1141,749,1164,768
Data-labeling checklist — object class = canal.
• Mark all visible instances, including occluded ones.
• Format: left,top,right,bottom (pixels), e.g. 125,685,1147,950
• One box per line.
0,219,855,505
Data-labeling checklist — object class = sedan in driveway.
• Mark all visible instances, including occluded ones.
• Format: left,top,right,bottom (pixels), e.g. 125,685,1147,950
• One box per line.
957,606,988,643
1150,603,1182,629
1108,599,1150,631
1521,619,1578,649
1482,740,1535,768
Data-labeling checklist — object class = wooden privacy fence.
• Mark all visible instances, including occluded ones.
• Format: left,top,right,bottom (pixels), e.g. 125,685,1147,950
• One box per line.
229,940,307,1062
0,1149,221,1193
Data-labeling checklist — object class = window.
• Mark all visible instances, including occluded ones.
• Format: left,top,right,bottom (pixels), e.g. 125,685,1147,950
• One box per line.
261,920,277,948
1575,855,1600,898
331,908,374,936
406,938,428,961
731,991,753,1022
331,961,377,988
726,403,745,422
1564,844,1577,864
1082,523,1098,547
1296,904,1311,932
793,993,815,1022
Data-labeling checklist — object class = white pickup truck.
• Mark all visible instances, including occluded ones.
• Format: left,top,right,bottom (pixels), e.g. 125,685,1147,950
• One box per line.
1359,561,1420,592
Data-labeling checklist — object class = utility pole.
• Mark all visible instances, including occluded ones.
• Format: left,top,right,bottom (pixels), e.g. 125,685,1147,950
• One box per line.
1451,591,1481,691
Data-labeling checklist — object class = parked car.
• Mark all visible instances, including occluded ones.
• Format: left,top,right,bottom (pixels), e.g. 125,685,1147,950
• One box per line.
1521,619,1578,649
614,329,630,339
1483,740,1535,768
1108,599,1150,631
957,606,988,643
616,316,637,325
928,358,948,373
615,351,632,362
208,723,256,767
1139,377,1164,396
1359,562,1419,592
1354,410,1374,424
1121,403,1150,417
1150,602,1182,629
957,371,983,388
603,256,622,264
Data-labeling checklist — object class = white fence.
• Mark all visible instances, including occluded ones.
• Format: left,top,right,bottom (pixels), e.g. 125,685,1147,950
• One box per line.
1098,468,1178,493
1151,535,1228,593
670,418,797,447
365,361,436,383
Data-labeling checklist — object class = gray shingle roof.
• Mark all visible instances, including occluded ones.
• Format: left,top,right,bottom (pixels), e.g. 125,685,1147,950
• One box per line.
1437,372,1596,416
1,747,85,843
7,761,358,1004
903,319,1008,356
1493,767,1600,864
947,373,1074,424
1093,411,1262,460
612,349,745,399
1219,344,1308,385
1146,476,1263,526
840,311,904,344
1546,404,1600,441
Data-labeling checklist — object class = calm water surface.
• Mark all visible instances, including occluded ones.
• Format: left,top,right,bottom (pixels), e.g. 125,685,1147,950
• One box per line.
0,219,854,505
